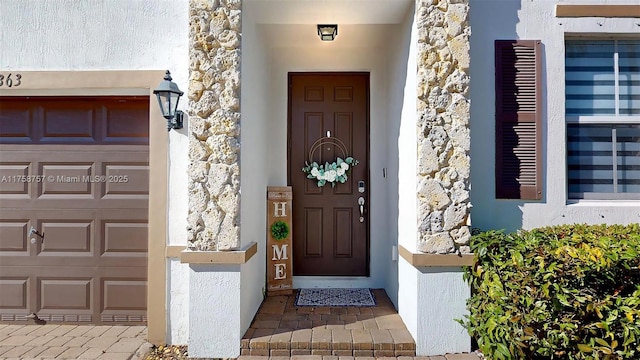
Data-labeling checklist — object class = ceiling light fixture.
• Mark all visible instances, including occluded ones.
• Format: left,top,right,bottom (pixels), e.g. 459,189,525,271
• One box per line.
317,24,338,41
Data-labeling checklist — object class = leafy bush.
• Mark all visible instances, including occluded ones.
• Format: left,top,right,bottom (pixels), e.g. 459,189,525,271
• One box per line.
460,224,640,359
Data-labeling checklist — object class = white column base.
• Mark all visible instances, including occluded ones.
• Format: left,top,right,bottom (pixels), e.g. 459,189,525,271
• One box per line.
188,264,242,358
398,259,470,356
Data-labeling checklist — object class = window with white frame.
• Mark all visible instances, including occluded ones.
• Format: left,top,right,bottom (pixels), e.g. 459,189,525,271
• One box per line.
565,39,640,200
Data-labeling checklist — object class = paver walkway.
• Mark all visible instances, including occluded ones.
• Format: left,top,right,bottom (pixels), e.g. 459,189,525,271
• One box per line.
241,289,480,359
0,324,151,360
237,355,481,360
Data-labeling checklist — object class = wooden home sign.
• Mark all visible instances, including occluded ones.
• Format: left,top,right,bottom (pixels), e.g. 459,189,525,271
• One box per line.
266,186,293,295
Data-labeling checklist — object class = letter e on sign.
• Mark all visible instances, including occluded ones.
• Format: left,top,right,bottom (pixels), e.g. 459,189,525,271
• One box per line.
274,264,287,279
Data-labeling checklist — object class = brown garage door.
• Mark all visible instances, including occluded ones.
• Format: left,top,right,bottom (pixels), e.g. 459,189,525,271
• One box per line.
0,96,149,324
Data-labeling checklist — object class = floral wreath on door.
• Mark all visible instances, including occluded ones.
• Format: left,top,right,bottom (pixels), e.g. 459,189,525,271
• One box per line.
302,136,359,187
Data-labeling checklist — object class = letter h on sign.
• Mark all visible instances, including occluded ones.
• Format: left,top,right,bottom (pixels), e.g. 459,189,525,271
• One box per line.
274,202,287,217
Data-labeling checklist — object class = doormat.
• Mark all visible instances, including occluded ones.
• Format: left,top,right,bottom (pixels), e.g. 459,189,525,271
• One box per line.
295,288,376,307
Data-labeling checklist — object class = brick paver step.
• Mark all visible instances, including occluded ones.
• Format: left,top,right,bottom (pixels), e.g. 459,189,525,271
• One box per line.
241,289,417,357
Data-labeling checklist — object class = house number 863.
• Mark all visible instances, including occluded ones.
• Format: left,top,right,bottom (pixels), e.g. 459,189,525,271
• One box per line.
0,73,22,88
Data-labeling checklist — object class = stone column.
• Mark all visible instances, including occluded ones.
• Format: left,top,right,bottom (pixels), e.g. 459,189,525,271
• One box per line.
397,0,472,355
415,0,472,254
187,0,242,251
185,1,247,358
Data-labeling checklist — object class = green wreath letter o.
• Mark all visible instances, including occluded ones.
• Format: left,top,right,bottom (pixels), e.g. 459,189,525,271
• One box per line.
270,221,290,241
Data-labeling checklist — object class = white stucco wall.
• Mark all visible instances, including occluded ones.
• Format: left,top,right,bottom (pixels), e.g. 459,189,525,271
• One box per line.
0,0,191,343
188,264,242,358
396,5,420,256
415,266,469,355
385,3,416,309
239,4,270,334
469,0,640,233
168,259,189,343
397,5,420,339
400,261,470,355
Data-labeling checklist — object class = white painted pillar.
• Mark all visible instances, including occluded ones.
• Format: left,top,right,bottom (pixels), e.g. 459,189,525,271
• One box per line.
399,259,470,356
188,264,242,358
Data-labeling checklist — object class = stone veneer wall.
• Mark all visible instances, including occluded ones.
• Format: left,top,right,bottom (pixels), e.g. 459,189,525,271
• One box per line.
187,0,242,251
415,0,472,254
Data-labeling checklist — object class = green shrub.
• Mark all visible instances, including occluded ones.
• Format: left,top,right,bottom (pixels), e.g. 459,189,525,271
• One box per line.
460,224,640,360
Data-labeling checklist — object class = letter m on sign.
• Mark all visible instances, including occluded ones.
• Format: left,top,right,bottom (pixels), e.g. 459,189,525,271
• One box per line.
272,244,289,260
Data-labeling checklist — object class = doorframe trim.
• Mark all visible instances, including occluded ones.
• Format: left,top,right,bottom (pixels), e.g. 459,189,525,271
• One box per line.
0,70,167,344
287,71,371,277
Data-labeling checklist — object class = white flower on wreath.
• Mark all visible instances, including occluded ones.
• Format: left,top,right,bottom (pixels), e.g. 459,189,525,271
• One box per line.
302,156,359,187
326,170,337,182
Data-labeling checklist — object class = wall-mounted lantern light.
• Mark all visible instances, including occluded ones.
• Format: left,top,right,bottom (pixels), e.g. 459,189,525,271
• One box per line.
317,24,338,41
153,70,184,131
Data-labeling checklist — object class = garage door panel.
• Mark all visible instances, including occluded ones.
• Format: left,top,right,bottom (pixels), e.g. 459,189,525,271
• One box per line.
104,101,149,143
0,103,35,142
0,163,30,195
100,268,147,323
0,278,29,310
103,163,149,196
40,164,93,195
0,216,147,265
41,104,97,143
39,278,92,311
0,261,145,270
0,96,149,324
5,197,147,210
103,221,148,255
102,279,146,311
39,220,92,254
0,266,35,321
33,268,96,322
0,221,29,253
2,146,148,158
0,257,147,269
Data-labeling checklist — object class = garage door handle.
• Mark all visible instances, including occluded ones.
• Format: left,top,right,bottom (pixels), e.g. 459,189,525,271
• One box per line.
29,226,44,242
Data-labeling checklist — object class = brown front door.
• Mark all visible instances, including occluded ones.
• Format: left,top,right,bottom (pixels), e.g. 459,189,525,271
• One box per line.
0,96,149,324
288,73,369,276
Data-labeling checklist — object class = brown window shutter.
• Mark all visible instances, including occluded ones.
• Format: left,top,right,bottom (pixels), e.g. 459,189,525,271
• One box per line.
495,40,542,200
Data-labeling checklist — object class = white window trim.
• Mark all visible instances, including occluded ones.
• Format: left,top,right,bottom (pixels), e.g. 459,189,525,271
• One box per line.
566,116,640,124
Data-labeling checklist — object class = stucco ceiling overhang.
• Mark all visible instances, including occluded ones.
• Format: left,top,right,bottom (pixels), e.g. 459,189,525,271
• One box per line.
246,0,413,48
246,0,413,25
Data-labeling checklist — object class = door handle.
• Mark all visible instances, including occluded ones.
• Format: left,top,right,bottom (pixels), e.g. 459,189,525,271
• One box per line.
29,226,44,243
358,197,365,223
